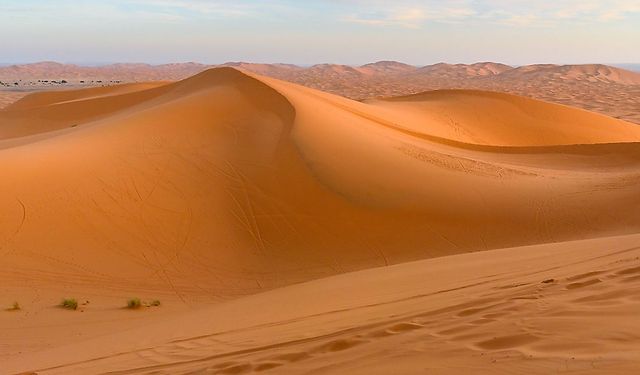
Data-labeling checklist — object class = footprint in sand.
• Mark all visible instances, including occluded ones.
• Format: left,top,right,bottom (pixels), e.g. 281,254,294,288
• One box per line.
566,278,602,290
311,338,368,353
474,333,540,350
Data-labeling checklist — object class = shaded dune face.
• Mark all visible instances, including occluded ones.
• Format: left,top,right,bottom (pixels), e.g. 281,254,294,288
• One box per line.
1,67,640,299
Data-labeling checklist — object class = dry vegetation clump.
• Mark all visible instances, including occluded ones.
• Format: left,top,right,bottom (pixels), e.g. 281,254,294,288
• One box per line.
126,298,161,309
61,298,78,310
127,298,142,309
6,302,21,311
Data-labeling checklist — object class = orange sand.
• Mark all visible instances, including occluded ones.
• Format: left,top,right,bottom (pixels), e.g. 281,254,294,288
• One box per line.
1,68,639,374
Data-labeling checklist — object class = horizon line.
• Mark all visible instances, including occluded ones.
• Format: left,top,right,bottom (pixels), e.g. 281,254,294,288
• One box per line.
1,60,640,68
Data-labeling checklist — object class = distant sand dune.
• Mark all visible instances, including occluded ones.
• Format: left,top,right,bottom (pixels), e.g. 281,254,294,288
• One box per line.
368,89,640,146
1,68,640,374
2,62,639,125
6,82,168,111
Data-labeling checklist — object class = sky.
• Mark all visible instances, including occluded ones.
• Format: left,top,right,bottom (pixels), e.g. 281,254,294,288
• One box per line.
1,0,639,66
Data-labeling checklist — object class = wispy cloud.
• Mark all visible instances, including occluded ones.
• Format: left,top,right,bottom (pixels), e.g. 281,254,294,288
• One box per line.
338,1,475,28
131,0,253,17
482,0,640,25
337,0,640,28
0,0,258,23
3,1,638,27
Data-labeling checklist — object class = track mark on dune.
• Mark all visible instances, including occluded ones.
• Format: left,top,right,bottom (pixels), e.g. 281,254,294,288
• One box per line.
254,362,284,371
224,161,269,257
216,362,253,374
456,302,510,317
130,176,144,202
33,244,640,374
615,266,640,276
386,322,425,333
566,278,602,290
475,333,540,350
0,198,28,256
311,338,368,353
14,198,27,236
567,270,606,281
267,351,311,363
397,144,537,179
89,324,374,374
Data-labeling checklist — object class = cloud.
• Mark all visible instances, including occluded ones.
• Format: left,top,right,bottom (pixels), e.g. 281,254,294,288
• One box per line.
481,0,640,25
337,0,640,28
338,1,475,28
130,0,253,17
0,0,257,23
2,0,639,30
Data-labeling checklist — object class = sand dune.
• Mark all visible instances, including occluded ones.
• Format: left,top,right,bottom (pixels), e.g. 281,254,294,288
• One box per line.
367,89,640,146
5,234,640,374
0,82,171,139
358,61,417,75
4,61,637,86
0,61,209,81
416,62,512,78
6,82,169,111
3,61,639,124
496,64,640,85
2,67,640,374
0,92,26,110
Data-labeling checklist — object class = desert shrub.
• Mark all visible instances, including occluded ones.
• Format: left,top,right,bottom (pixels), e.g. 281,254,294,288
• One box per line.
149,300,161,307
61,298,78,310
127,298,142,309
6,302,20,311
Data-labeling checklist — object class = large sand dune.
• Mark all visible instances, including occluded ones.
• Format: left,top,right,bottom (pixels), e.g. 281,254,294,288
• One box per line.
1,68,640,374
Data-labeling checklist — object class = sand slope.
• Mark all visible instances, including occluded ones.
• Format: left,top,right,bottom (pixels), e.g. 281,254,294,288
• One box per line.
1,67,640,374
5,234,640,374
1,66,640,295
1,67,639,296
367,89,640,146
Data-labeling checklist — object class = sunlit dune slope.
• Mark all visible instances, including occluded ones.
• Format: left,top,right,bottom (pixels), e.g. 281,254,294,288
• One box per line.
6,82,170,111
0,82,170,139
1,67,640,301
6,234,640,374
367,89,640,146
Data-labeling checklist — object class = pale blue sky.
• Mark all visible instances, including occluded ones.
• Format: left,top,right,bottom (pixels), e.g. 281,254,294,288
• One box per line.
1,0,639,65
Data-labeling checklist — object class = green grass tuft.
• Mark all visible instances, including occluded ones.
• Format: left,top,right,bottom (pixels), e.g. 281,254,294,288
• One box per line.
61,298,78,310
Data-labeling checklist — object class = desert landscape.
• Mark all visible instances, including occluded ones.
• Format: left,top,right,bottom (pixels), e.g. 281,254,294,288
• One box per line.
1,65,640,374
2,61,640,124
2,1,640,374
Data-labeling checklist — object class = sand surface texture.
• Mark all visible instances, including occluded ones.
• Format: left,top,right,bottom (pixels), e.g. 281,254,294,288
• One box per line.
1,68,639,374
